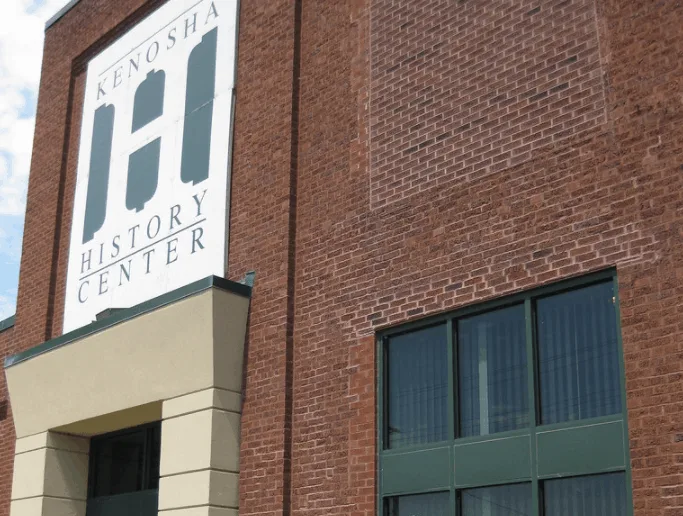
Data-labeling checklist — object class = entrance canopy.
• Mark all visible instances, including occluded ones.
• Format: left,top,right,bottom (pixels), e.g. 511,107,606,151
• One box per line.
5,276,250,516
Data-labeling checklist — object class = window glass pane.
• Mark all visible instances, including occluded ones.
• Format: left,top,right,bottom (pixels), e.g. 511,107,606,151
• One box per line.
458,305,528,437
386,324,448,449
388,492,450,516
544,473,627,516
461,483,532,516
92,429,146,497
537,282,621,425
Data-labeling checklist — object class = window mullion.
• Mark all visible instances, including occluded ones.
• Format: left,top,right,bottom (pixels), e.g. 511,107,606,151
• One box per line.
448,319,457,516
377,335,385,516
448,318,456,441
612,274,635,516
380,335,388,451
525,297,539,516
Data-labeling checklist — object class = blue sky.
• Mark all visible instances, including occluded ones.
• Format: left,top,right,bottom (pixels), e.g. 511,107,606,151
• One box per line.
0,0,69,319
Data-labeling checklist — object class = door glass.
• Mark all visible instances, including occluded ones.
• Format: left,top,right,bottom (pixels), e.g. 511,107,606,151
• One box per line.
92,430,146,497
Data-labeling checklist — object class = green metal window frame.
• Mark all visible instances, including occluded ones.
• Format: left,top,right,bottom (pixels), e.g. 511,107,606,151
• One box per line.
376,268,633,515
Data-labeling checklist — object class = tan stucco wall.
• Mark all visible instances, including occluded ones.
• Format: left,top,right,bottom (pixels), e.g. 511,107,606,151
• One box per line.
54,402,162,436
5,285,248,516
10,432,89,516
5,287,249,438
158,388,241,514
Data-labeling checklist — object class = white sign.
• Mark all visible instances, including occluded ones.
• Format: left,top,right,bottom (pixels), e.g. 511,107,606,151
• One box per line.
63,0,238,333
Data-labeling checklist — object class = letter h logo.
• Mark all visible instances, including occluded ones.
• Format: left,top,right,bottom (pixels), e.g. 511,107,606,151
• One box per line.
82,28,218,244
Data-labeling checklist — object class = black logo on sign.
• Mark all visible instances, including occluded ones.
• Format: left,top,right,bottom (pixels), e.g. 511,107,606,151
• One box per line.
83,104,115,244
127,69,165,213
182,27,217,186
82,27,218,244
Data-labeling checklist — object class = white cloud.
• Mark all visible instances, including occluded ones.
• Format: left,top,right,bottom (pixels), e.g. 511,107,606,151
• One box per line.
0,221,22,262
0,0,71,216
0,0,70,316
0,292,15,320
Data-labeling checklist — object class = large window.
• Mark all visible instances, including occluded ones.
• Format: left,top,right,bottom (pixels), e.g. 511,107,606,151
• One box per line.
379,271,632,516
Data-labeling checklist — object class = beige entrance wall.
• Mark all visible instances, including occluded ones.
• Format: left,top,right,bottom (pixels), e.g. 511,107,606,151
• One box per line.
4,282,250,516
159,388,241,515
10,432,89,516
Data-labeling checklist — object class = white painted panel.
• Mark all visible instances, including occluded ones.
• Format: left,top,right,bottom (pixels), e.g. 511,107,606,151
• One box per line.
64,0,238,333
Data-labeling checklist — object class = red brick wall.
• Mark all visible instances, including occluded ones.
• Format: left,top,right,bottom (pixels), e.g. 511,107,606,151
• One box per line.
0,327,16,516
1,0,682,515
290,0,683,515
601,1,683,512
370,0,608,209
227,2,298,514
290,1,374,513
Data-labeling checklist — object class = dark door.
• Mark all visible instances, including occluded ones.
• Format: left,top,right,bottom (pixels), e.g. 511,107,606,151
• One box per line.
86,423,161,516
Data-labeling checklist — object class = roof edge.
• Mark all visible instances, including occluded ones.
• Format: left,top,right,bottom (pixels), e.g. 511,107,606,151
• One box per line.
4,275,251,369
0,315,15,333
45,0,81,30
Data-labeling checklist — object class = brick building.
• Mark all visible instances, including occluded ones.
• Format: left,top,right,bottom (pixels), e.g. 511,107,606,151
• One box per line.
0,0,681,515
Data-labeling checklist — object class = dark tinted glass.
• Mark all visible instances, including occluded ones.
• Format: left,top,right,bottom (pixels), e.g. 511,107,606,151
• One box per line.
537,282,621,425
147,425,161,490
544,473,627,516
458,305,528,437
461,483,532,516
91,424,161,497
386,324,448,449
92,430,146,497
388,492,450,516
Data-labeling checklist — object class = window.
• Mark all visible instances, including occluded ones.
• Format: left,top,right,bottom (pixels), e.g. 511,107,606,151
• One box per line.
379,271,632,516
458,304,528,437
543,473,627,516
536,283,622,424
89,423,161,498
387,492,450,516
461,483,531,516
386,324,448,448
